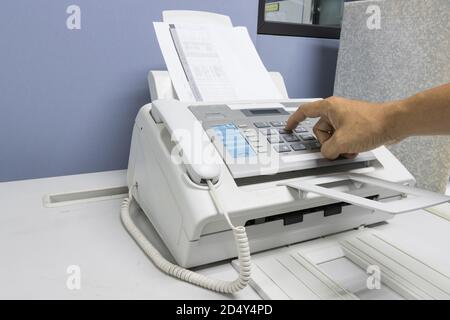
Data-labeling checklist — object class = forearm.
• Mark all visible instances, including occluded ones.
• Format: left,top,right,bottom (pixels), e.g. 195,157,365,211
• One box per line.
388,83,450,140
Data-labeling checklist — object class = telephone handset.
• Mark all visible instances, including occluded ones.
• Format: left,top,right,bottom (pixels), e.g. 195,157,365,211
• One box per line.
151,99,221,184
133,99,251,293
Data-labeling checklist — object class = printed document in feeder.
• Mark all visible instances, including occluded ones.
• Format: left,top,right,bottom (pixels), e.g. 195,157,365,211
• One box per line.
154,22,283,102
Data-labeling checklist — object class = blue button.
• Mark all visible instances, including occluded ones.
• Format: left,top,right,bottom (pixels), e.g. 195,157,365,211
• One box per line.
229,149,253,158
212,123,238,134
228,144,255,158
223,136,247,147
212,124,255,158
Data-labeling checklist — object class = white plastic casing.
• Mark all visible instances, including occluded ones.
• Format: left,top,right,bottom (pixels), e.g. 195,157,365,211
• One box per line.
126,99,421,267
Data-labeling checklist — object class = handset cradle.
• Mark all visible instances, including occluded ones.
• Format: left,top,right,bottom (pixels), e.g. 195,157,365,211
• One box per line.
151,99,221,184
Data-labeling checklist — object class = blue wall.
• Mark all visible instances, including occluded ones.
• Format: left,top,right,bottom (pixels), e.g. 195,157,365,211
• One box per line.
257,35,339,98
0,0,338,182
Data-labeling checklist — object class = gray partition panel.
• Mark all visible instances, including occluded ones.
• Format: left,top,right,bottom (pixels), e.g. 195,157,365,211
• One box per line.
334,0,450,192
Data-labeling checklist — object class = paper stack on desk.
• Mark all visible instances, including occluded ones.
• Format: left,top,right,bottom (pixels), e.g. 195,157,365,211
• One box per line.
154,11,283,102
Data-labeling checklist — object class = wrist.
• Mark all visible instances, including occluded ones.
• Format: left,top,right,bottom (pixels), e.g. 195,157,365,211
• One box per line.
380,100,411,142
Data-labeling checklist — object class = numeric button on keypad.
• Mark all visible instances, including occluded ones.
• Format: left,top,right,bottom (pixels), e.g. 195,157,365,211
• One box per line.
267,136,283,144
294,127,308,133
254,122,271,128
299,133,316,141
283,134,300,142
291,143,307,151
259,128,278,135
270,121,286,127
278,129,291,134
274,145,291,153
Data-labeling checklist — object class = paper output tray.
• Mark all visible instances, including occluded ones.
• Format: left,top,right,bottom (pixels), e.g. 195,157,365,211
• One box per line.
282,173,450,214
232,229,450,300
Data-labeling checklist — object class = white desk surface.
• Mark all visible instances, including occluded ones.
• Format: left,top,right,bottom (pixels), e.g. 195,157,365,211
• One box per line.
1,170,449,299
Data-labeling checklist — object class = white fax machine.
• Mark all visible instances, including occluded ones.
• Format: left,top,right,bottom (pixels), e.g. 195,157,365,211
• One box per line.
126,73,449,267
120,11,450,295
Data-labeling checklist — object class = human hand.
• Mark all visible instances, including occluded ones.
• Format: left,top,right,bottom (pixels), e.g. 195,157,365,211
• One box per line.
285,97,398,160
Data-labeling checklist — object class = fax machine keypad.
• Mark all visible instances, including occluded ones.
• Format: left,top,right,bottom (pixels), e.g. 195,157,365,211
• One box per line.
239,121,320,154
191,104,368,180
206,114,320,159
238,122,321,154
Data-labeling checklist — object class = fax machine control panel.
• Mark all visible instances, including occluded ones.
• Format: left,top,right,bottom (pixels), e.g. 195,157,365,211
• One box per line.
189,104,375,179
209,114,320,157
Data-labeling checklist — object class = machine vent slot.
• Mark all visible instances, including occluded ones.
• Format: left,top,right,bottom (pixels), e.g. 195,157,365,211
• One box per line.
245,195,379,227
